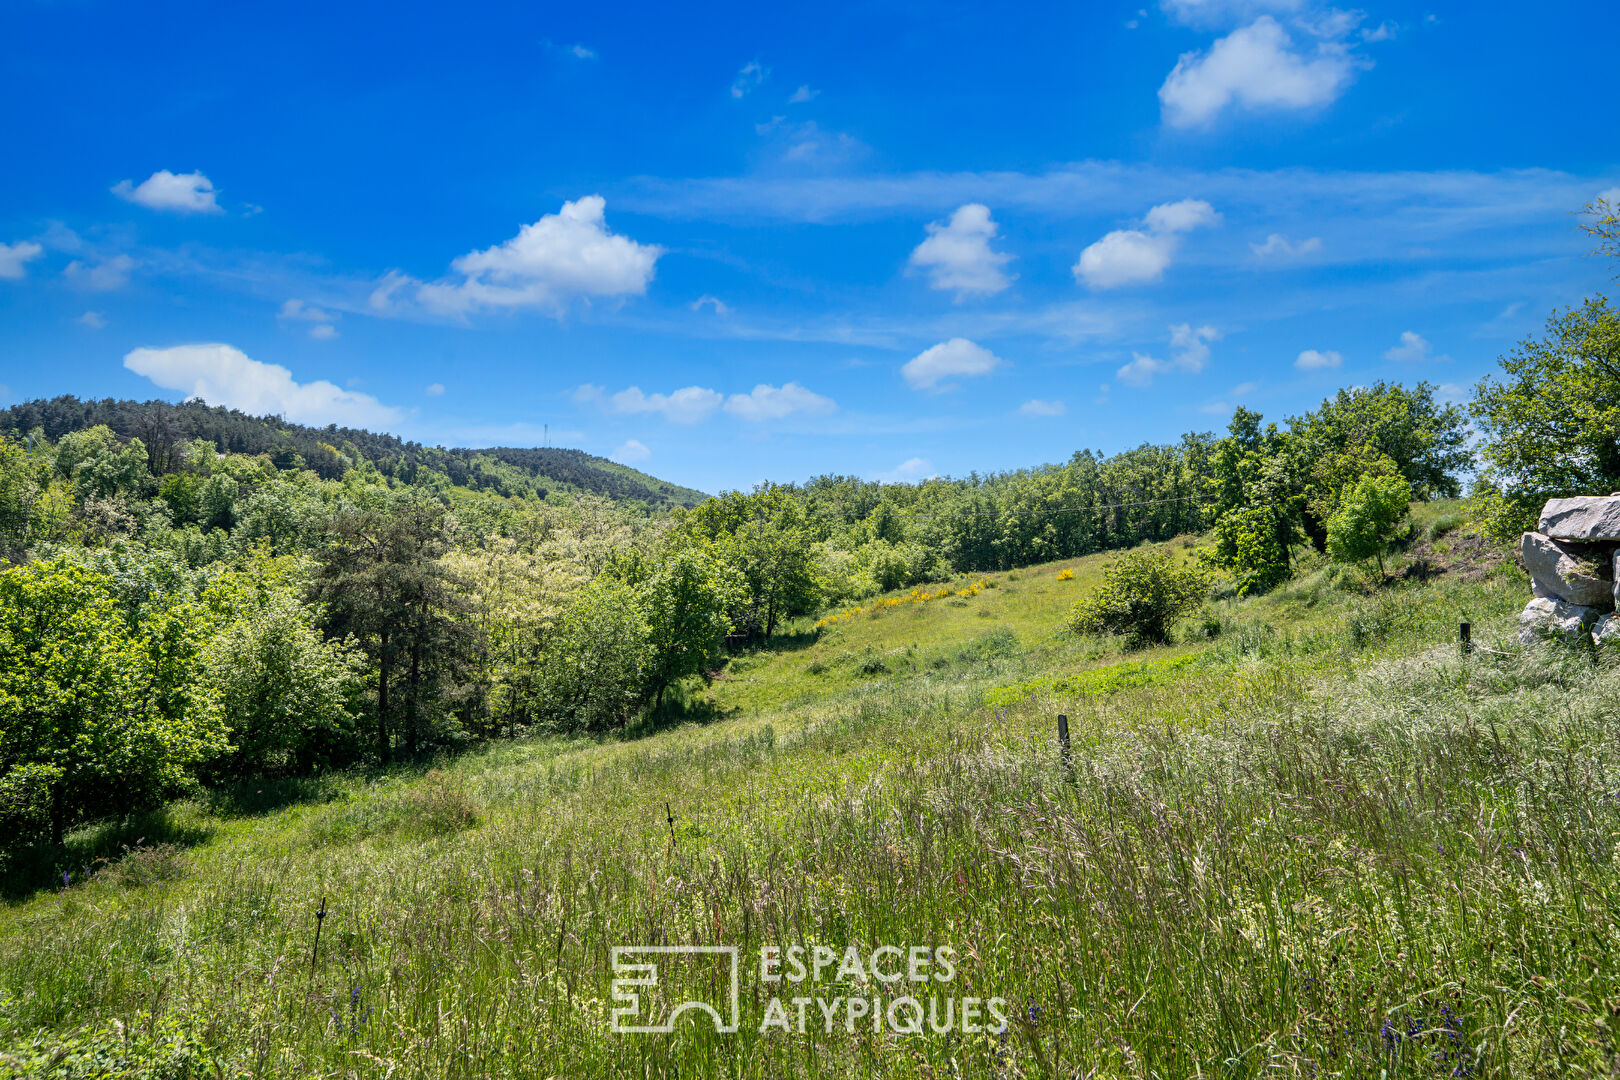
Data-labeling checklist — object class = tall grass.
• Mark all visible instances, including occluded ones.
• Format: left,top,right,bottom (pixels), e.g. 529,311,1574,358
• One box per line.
7,548,1615,1077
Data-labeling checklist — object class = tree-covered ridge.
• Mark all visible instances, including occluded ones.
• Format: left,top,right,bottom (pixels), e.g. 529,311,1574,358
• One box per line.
0,396,710,510
4,278,1619,866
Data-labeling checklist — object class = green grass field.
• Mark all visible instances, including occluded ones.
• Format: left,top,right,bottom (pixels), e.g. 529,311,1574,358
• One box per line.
9,507,1620,1078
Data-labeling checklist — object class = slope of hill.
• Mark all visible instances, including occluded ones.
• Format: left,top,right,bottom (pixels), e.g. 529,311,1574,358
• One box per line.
0,396,709,510
10,510,1605,1078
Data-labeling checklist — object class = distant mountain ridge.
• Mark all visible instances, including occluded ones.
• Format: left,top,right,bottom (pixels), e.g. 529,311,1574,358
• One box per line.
0,396,709,511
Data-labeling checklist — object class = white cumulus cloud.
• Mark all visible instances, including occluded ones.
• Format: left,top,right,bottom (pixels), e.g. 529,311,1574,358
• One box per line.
396,196,661,317
1019,399,1067,417
1295,348,1342,370
1159,16,1361,128
612,439,651,464
901,338,1004,391
607,385,724,424
789,84,819,103
124,344,400,428
908,203,1015,300
425,383,445,397
0,241,44,280
1384,330,1447,363
1074,199,1219,289
723,382,837,422
78,311,107,329
112,170,223,214
1250,232,1323,257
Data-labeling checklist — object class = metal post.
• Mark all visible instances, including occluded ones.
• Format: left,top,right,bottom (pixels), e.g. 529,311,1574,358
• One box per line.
1460,621,1472,655
309,894,326,975
1057,714,1072,769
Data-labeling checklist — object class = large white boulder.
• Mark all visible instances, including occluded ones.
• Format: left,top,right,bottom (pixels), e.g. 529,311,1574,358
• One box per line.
1519,532,1615,609
1539,495,1620,541
1518,597,1601,645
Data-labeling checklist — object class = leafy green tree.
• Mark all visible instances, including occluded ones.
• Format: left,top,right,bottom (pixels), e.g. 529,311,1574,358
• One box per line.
684,485,821,639
1202,409,1304,593
0,434,51,558
1326,473,1413,577
1068,549,1212,645
1582,194,1619,275
0,558,225,846
541,577,650,731
1305,445,1401,525
1469,297,1620,540
202,592,366,776
639,548,739,708
1205,505,1293,594
159,472,203,526
199,474,239,532
73,437,152,502
51,425,117,481
1290,382,1471,501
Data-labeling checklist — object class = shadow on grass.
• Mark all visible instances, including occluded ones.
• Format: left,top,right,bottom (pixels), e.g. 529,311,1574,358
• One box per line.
620,685,732,740
0,804,214,902
200,772,353,818
728,627,821,658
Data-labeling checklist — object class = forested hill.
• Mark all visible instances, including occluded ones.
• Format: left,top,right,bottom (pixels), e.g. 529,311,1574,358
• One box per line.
0,396,709,510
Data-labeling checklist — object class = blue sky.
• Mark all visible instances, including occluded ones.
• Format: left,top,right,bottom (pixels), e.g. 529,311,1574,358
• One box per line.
1,0,1614,494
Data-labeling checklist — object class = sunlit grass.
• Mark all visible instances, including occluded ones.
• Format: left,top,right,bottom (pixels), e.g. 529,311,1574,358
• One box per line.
10,516,1615,1078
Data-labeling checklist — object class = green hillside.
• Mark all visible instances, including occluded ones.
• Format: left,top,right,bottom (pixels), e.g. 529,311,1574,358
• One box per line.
12,507,1614,1077
0,396,709,510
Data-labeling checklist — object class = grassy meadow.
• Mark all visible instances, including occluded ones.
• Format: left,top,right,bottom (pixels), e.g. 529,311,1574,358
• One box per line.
8,505,1620,1077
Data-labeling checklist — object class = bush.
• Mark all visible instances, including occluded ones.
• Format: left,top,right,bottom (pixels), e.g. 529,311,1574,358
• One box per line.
1426,512,1462,540
957,626,1019,662
1068,550,1212,645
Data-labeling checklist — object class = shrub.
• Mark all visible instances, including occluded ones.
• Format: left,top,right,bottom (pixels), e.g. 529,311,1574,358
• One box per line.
1426,512,1462,541
1068,550,1212,645
856,652,888,676
957,626,1019,662
1056,569,1074,581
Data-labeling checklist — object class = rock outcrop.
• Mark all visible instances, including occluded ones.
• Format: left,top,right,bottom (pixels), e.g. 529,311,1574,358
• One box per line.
1520,531,1614,609
1517,494,1620,645
1596,613,1620,645
1519,597,1601,644
1538,495,1620,541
